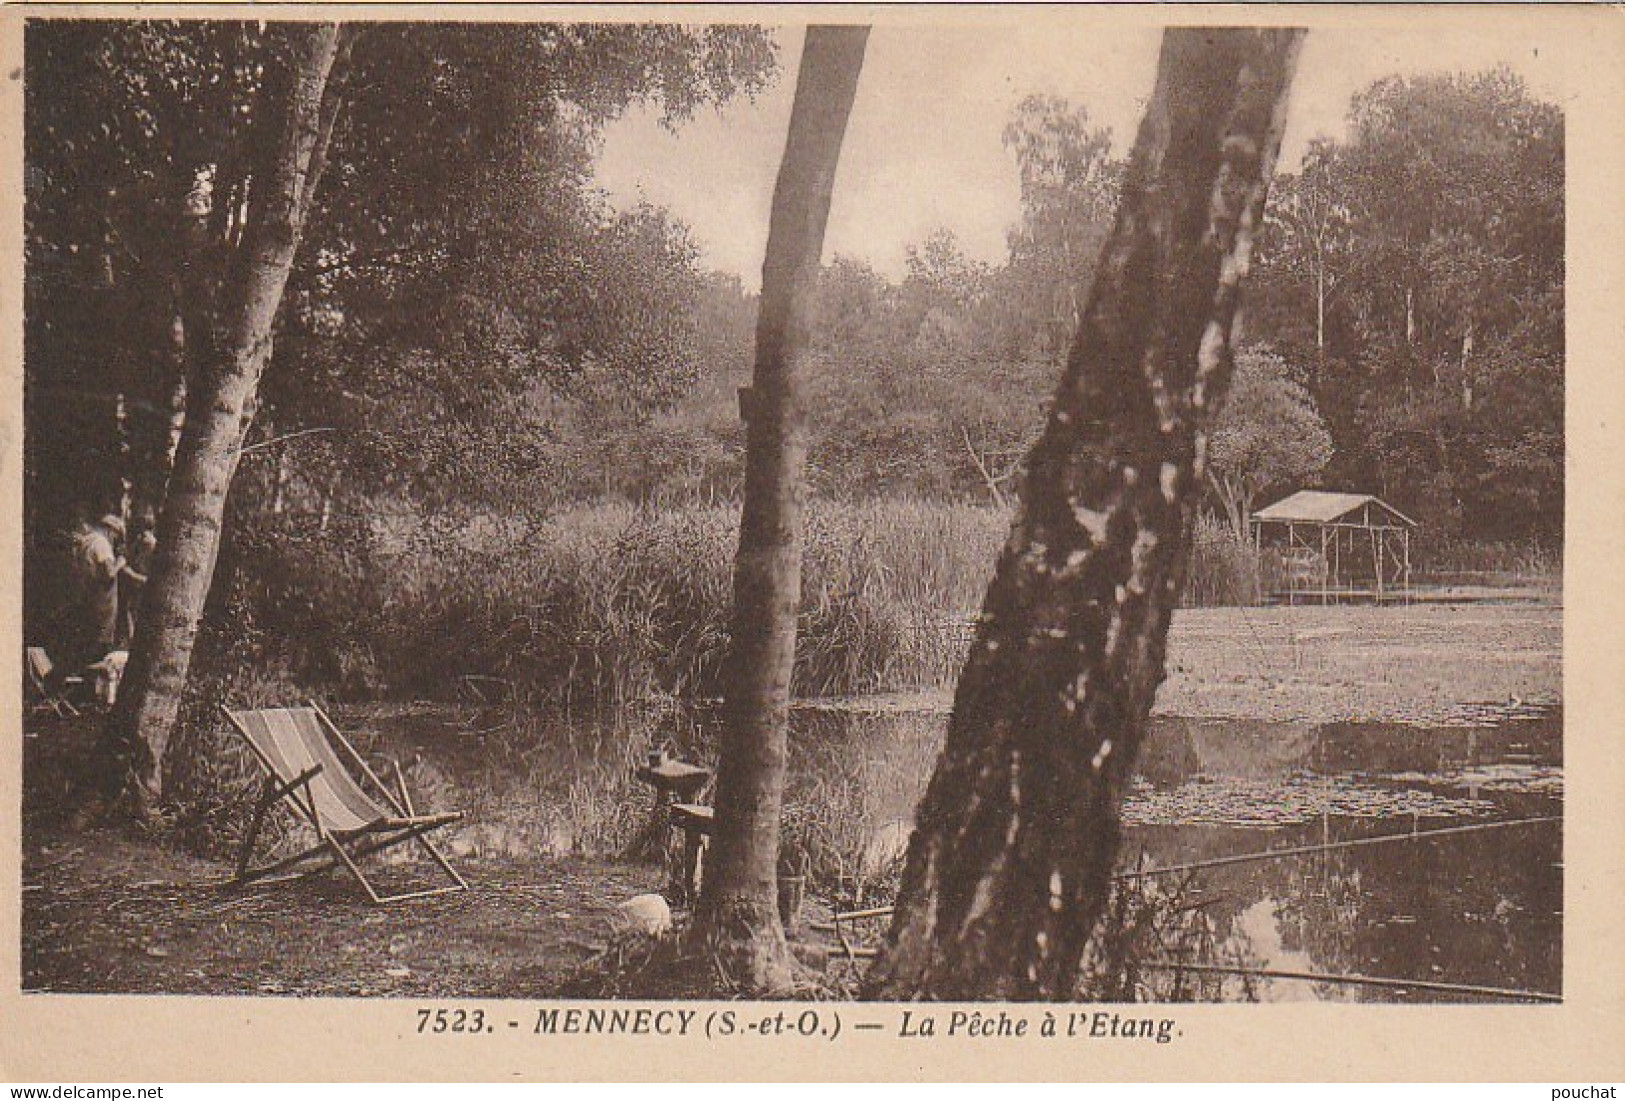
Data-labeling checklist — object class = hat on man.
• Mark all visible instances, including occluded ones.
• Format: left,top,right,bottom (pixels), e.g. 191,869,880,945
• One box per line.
97,514,127,541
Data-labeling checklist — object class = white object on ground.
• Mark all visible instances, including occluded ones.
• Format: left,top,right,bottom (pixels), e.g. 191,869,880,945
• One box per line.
609,893,672,937
87,650,129,706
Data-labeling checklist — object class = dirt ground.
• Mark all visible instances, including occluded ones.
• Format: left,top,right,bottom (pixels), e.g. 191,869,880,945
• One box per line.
21,826,669,996
21,599,1560,997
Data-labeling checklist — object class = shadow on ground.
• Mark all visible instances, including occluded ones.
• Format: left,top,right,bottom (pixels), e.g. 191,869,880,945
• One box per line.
22,828,663,997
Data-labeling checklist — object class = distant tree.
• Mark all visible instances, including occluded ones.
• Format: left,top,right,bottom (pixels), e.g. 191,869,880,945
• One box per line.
267,24,779,512
1206,348,1333,542
729,96,1128,508
564,268,758,504
1256,139,1351,378
794,229,1056,505
692,25,868,994
801,255,910,495
864,27,1303,1000
1001,95,1122,360
1331,68,1562,536
807,232,1005,501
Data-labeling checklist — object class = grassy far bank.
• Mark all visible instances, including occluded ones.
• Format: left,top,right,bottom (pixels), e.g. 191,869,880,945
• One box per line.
1155,603,1561,725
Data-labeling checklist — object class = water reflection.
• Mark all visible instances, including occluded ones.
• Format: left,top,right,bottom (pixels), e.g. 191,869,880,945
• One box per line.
357,698,1562,1002
790,703,1563,1002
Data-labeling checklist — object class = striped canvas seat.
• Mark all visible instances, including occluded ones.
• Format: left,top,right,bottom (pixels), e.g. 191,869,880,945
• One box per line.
229,707,391,834
223,703,467,904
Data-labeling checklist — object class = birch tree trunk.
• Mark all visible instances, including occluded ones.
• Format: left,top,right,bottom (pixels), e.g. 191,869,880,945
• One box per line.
1207,471,1252,545
1314,260,1326,362
128,174,213,540
101,24,347,814
864,28,1303,1000
689,25,868,993
1460,318,1475,411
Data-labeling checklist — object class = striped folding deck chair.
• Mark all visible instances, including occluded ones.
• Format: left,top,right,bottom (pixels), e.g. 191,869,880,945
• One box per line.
223,702,468,904
25,646,80,717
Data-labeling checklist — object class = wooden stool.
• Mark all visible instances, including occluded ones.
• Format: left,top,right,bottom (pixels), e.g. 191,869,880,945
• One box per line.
669,802,715,906
634,758,711,860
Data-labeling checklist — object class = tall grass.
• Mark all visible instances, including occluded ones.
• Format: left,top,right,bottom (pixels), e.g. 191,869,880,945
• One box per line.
1182,512,1261,608
380,500,1007,707
1418,537,1561,585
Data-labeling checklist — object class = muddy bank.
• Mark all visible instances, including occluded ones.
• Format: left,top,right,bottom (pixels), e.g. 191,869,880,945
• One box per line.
801,603,1561,725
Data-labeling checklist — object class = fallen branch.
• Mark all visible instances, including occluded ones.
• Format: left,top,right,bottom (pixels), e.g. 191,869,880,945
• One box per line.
1142,959,1560,1004
26,847,83,874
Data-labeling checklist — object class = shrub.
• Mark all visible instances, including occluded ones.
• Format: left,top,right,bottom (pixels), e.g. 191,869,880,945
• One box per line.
1183,512,1261,607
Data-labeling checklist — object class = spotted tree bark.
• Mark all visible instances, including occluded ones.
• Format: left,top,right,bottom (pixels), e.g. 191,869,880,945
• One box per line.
864,28,1303,1000
126,172,215,544
102,24,350,813
689,25,868,993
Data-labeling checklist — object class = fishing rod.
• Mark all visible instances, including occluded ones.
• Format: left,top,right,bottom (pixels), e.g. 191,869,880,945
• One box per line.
1138,960,1561,1004
824,815,1562,926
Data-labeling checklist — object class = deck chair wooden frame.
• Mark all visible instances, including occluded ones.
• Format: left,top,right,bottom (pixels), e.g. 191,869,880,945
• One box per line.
222,701,468,904
25,646,82,718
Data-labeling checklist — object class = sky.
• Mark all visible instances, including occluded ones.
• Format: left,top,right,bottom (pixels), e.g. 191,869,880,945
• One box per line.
592,20,1569,290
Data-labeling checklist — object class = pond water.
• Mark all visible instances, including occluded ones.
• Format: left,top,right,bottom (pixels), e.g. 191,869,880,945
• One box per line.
787,702,1563,1003
360,697,1561,1003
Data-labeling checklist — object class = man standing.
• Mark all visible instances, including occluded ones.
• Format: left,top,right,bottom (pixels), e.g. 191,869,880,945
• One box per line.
119,506,157,646
50,513,131,693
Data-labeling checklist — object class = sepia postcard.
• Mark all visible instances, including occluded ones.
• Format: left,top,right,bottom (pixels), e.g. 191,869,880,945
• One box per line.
2,2,1623,1082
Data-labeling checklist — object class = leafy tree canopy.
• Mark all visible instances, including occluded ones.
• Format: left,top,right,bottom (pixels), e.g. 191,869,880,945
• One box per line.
1207,348,1335,540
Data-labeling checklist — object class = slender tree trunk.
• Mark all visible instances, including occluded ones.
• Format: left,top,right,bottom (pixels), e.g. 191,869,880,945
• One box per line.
688,25,868,993
1207,471,1250,545
101,24,347,813
271,448,291,515
318,467,340,534
1460,317,1475,411
1314,256,1326,381
864,28,1302,1000
113,391,131,520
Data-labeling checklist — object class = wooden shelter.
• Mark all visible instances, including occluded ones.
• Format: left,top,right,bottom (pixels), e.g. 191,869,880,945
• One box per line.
1250,490,1416,604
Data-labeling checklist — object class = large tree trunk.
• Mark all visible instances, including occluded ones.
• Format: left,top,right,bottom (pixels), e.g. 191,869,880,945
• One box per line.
864,28,1302,1000
127,172,215,541
688,25,868,993
101,24,347,814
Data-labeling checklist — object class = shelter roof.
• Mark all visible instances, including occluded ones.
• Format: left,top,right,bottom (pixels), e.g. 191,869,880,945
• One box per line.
1252,490,1417,527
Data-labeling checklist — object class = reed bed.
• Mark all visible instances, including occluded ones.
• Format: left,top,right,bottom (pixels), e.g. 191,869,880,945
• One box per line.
381,500,1008,706
168,498,1326,856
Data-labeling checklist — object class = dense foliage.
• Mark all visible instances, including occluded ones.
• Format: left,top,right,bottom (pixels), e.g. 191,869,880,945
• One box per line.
569,74,1563,548
1250,69,1564,540
26,27,1562,711
24,19,778,648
